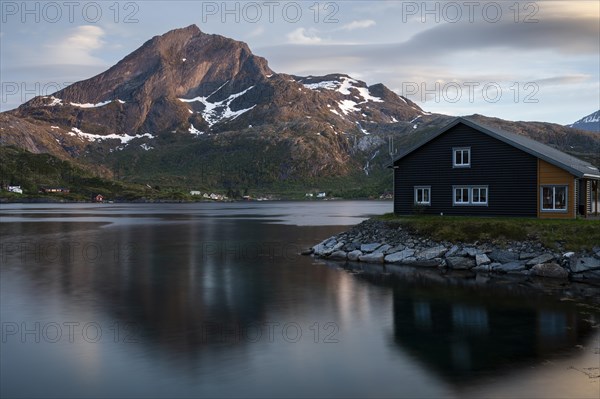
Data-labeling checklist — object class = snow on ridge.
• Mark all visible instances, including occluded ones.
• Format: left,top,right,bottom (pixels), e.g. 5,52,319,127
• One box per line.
70,100,111,108
303,76,383,103
337,77,359,95
68,127,154,144
581,113,600,123
140,144,154,151
43,97,126,108
178,85,256,127
303,80,339,90
354,87,383,103
43,96,63,106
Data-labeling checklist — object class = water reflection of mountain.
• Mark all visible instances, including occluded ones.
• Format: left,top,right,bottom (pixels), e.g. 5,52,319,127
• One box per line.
329,261,599,385
2,217,345,367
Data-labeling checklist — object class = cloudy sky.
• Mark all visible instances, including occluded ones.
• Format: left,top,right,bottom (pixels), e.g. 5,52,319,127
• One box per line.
1,1,598,124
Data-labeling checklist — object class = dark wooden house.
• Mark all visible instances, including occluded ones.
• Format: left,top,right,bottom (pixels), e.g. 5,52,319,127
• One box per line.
391,117,600,218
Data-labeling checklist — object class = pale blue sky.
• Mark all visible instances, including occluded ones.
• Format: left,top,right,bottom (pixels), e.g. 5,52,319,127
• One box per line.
1,1,598,124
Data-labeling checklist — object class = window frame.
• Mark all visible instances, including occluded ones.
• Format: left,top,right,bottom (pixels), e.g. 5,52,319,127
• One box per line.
414,186,431,206
453,185,489,206
453,147,471,168
540,185,568,212
471,187,488,205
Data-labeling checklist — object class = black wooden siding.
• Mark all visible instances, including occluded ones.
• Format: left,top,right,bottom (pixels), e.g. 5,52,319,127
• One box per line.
393,124,538,216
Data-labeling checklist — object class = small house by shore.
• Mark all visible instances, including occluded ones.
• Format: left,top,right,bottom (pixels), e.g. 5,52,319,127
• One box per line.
390,117,600,218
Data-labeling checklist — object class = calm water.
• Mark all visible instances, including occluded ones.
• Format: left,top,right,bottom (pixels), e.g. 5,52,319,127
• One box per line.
1,202,598,398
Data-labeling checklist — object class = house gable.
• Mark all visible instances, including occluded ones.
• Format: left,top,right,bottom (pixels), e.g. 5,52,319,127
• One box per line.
393,123,538,216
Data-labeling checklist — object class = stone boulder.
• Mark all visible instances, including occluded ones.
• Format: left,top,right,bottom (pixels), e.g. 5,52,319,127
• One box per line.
373,244,392,254
384,249,416,264
488,250,518,264
492,261,527,274
360,243,382,253
446,256,475,270
475,254,491,266
347,250,362,262
530,263,568,279
569,257,600,273
418,245,447,260
526,253,555,266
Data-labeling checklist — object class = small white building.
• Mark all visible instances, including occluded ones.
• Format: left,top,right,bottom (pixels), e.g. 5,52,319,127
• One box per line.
190,190,201,196
8,186,23,194
317,192,326,198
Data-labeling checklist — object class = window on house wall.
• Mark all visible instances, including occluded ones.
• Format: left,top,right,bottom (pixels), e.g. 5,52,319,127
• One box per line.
541,186,567,211
472,187,488,205
454,186,488,206
454,187,470,205
453,148,471,167
414,186,431,205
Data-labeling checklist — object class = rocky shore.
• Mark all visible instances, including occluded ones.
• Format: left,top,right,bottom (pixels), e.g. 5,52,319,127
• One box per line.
306,219,600,282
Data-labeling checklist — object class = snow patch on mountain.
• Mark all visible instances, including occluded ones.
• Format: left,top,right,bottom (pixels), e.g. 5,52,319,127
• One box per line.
354,87,383,103
356,122,370,135
568,110,600,132
189,124,204,135
302,76,383,104
42,96,63,106
338,100,360,115
179,85,256,127
70,100,112,108
68,127,154,143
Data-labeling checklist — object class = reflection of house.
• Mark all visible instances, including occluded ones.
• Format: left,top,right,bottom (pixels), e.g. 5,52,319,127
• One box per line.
41,187,70,194
391,290,594,384
390,117,600,218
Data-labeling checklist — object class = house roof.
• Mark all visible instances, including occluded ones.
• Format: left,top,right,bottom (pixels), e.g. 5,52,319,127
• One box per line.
390,117,600,179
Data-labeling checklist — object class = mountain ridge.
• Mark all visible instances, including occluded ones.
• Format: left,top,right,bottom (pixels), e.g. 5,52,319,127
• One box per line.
567,110,600,132
2,25,599,196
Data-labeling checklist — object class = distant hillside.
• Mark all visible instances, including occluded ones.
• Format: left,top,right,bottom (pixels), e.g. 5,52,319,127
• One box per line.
0,146,151,200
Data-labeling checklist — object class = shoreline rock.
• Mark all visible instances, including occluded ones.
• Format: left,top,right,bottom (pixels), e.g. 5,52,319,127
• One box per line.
306,219,600,283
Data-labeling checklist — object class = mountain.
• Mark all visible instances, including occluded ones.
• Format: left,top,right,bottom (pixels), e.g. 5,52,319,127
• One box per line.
2,25,599,197
567,110,600,132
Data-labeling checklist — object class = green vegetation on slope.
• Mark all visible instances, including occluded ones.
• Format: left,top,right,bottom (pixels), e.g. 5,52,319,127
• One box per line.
378,214,600,251
0,146,154,201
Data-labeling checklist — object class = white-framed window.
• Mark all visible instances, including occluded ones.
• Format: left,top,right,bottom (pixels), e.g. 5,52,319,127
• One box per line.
454,187,470,205
472,187,488,205
453,147,471,168
414,186,431,205
541,185,567,212
453,186,488,206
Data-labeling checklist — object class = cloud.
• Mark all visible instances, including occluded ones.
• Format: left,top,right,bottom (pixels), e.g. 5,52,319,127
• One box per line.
534,75,592,86
340,20,376,31
286,28,323,45
44,25,106,65
247,26,265,38
394,17,599,56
